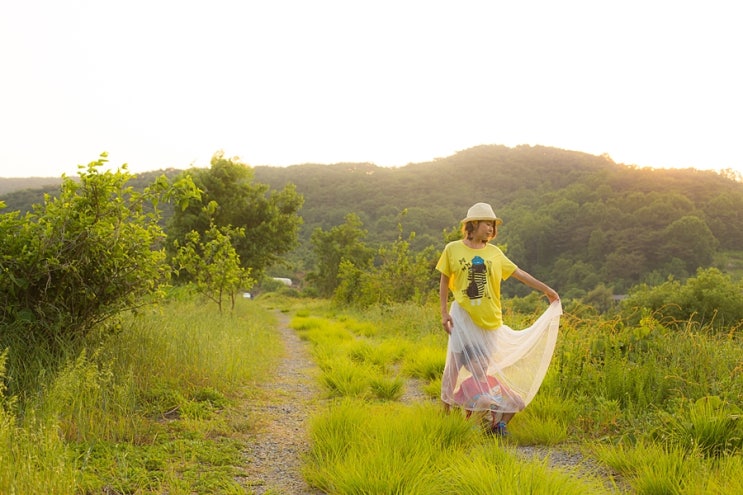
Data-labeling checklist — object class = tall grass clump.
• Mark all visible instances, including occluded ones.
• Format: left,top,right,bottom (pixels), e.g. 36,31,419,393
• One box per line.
593,441,705,494
1,295,284,493
1,350,79,494
653,396,742,458
39,349,143,443
507,391,573,445
352,301,444,341
403,345,446,381
107,297,281,398
304,399,613,495
293,316,406,401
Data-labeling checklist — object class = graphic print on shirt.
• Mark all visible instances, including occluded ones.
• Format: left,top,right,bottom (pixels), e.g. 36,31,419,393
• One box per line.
464,255,487,306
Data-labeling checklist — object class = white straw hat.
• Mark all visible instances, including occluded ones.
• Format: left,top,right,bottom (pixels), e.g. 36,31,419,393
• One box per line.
461,202,502,225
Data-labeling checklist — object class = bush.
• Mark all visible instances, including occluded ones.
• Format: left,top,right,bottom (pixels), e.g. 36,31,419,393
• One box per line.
620,267,743,332
0,155,198,343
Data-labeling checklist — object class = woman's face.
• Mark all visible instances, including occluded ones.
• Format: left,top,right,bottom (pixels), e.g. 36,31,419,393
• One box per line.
474,221,497,241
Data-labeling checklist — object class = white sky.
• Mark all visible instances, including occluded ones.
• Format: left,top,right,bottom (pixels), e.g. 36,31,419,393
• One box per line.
1,0,741,178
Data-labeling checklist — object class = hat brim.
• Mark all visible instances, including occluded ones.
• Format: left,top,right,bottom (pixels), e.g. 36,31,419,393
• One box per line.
462,217,503,225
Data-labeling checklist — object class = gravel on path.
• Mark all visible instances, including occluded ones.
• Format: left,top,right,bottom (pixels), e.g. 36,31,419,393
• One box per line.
241,311,325,495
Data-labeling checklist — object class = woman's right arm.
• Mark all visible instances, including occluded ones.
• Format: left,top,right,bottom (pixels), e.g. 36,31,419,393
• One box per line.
440,273,453,334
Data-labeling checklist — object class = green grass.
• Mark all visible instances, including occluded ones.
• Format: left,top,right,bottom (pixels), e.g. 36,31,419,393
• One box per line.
3,291,742,493
0,295,282,494
304,399,612,494
279,295,743,494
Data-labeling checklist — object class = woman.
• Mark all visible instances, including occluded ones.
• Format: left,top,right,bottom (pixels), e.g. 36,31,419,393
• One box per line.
437,202,561,436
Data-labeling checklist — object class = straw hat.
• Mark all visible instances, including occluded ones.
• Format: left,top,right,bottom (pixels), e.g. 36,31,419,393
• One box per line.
461,202,502,225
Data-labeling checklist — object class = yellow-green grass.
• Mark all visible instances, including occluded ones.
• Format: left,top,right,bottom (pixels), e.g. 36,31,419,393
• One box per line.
286,296,743,494
0,296,282,494
304,399,613,495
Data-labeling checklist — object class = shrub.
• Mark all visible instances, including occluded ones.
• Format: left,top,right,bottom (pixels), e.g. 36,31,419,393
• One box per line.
621,267,743,332
0,155,198,343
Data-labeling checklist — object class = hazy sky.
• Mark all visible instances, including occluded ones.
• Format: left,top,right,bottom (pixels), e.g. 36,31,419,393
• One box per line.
1,1,741,178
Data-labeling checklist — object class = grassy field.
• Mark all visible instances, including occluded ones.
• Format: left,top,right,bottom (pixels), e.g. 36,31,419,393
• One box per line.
1,294,283,494
270,296,743,495
1,292,741,494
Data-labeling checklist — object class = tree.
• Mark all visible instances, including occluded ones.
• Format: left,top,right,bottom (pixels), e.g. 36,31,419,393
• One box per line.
335,217,439,307
172,207,253,313
582,283,615,314
0,154,198,342
657,216,718,272
167,152,303,279
704,192,743,249
306,213,373,297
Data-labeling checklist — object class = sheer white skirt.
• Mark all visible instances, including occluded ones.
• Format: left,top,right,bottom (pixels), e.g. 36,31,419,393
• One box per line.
441,300,562,413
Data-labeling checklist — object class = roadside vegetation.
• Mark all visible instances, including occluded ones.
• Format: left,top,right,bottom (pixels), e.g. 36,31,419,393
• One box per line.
0,294,282,494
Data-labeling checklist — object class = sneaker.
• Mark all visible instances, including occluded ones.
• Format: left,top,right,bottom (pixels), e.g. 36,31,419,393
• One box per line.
488,421,509,437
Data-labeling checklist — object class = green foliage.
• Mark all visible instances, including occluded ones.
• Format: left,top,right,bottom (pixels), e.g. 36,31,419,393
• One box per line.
287,295,742,494
0,155,197,345
5,146,743,299
553,311,743,421
621,267,743,331
172,214,254,312
251,145,743,296
306,212,374,297
0,296,283,493
331,214,439,308
167,151,303,279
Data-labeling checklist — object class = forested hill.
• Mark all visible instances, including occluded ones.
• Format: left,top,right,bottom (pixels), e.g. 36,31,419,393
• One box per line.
2,144,743,294
254,145,742,243
251,145,743,292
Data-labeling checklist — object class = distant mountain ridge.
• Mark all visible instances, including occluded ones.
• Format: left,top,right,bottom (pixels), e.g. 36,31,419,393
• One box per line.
0,176,63,195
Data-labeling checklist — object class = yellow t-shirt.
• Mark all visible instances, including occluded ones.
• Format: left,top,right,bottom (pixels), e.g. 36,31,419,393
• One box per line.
436,240,517,329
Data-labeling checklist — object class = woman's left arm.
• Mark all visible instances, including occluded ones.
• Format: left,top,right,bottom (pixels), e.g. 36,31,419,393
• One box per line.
511,268,560,303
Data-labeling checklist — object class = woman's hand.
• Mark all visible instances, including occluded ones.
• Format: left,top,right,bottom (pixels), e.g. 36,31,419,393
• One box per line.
442,313,453,334
512,268,559,303
545,288,560,304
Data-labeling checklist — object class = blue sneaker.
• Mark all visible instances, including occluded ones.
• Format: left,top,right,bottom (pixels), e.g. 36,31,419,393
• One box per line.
489,421,508,437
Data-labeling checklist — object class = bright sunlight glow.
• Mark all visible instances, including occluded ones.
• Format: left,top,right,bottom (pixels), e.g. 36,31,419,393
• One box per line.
0,0,741,178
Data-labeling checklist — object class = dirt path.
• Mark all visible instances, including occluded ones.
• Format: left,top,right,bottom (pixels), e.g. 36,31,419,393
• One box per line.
241,311,325,495
241,311,626,494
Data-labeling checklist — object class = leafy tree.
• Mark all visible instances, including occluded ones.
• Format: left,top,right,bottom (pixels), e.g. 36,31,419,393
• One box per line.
656,216,718,272
582,283,615,313
167,152,303,279
0,154,198,342
704,192,743,249
172,207,253,313
335,218,439,307
306,213,373,297
604,250,647,292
